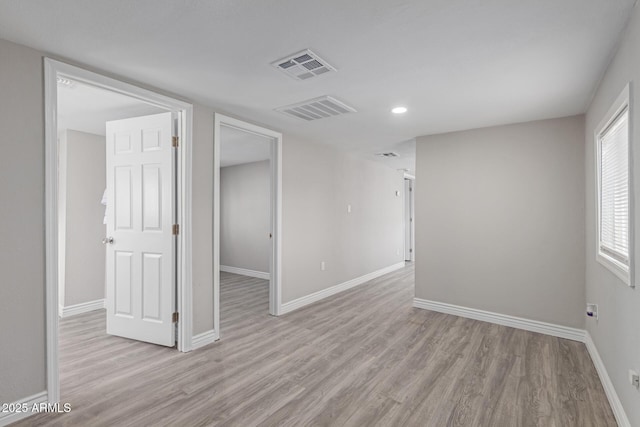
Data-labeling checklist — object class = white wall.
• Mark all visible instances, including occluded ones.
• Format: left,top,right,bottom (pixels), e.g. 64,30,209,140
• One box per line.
415,116,586,328
220,160,270,274
281,138,405,303
58,130,106,308
585,2,640,424
0,38,46,403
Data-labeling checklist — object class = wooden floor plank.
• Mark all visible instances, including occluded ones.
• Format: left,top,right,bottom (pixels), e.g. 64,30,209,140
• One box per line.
11,264,615,426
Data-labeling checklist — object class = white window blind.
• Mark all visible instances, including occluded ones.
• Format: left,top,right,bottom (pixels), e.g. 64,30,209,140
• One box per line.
599,107,630,266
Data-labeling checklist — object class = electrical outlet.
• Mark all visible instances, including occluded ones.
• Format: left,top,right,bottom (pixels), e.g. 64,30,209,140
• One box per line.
347,204,352,213
586,303,598,320
396,248,400,256
630,370,639,389
321,261,326,271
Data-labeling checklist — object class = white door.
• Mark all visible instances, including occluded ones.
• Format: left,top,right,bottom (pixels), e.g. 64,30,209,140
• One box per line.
105,112,176,347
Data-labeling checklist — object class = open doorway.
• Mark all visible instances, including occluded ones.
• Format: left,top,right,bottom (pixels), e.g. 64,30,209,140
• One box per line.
213,115,282,339
44,59,194,403
219,127,272,324
56,79,166,323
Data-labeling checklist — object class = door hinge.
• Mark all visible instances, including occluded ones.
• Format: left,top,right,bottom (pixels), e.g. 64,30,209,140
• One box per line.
410,248,413,253
172,312,179,323
172,224,180,235
172,136,179,148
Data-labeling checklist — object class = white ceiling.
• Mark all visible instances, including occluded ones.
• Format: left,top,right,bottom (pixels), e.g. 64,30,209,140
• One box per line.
0,0,635,172
58,80,165,135
220,126,272,167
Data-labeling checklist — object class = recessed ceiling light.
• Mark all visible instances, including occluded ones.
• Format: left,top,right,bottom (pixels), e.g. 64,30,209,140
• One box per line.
391,107,407,114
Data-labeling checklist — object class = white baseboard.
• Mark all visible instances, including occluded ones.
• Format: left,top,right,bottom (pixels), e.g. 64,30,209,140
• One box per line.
585,332,631,427
0,391,48,427
59,299,105,318
412,298,586,342
191,329,218,350
220,265,270,280
281,262,406,315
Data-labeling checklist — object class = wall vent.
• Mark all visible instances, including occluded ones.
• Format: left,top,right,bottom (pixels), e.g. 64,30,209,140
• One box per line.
272,49,337,81
376,152,400,158
276,96,356,121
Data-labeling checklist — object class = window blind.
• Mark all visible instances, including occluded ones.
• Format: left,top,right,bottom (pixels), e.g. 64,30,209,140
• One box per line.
599,108,630,265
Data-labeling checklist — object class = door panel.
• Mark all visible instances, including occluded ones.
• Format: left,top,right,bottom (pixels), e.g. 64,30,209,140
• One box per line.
115,251,134,316
105,112,175,347
115,166,133,230
142,252,163,321
142,165,162,231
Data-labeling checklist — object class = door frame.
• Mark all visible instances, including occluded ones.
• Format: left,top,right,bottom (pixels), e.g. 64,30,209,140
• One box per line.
213,114,283,336
404,173,415,262
44,58,194,404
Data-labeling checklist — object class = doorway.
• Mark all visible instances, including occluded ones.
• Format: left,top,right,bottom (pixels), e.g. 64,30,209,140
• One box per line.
213,114,282,339
44,59,194,403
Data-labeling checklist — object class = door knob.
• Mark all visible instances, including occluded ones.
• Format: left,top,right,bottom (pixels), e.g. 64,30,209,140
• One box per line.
102,237,114,245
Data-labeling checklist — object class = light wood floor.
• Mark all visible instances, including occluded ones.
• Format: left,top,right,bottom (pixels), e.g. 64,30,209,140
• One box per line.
15,265,615,426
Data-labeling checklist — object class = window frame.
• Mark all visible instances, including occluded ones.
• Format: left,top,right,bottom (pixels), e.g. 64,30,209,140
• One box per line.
595,83,634,287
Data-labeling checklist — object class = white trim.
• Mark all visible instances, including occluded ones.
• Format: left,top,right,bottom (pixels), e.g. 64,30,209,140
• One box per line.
213,117,221,342
44,59,195,405
585,332,631,427
57,132,67,312
594,82,634,288
44,58,60,405
403,172,415,180
403,178,415,262
214,114,283,332
412,298,586,342
59,299,105,318
191,329,218,350
596,252,630,284
281,262,406,315
0,391,48,427
220,265,270,280
177,100,194,352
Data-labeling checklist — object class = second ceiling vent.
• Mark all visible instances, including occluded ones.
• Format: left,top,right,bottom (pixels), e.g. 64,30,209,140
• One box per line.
276,96,356,121
272,49,336,81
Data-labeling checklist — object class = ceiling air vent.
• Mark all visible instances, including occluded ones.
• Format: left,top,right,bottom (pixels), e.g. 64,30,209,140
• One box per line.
376,152,400,158
276,96,356,121
272,49,337,81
